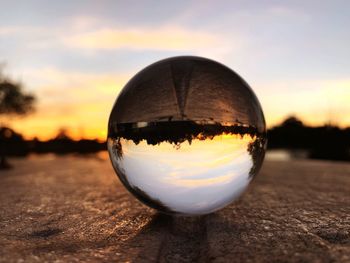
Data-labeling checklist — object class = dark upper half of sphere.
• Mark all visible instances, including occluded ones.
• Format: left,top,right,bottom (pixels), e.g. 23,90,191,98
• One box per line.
109,56,266,133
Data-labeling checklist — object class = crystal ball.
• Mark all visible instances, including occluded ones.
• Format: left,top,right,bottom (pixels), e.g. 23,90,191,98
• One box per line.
108,56,266,215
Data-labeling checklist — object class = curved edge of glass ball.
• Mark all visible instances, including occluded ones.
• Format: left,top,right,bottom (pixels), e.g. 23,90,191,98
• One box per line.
107,56,267,216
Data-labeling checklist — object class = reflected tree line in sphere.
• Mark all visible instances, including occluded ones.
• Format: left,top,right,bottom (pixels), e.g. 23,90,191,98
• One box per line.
108,120,267,179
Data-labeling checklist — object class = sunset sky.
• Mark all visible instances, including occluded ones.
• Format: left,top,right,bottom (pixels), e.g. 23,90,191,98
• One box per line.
1,0,349,140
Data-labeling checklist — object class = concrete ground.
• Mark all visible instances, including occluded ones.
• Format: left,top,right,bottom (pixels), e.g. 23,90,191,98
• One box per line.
0,153,349,262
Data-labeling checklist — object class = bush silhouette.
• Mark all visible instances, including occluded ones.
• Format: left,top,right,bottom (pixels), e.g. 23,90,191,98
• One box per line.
0,69,36,169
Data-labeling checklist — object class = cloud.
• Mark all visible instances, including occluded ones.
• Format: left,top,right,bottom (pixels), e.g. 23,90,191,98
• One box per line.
0,26,20,36
62,27,220,51
23,67,129,90
0,25,47,36
0,23,232,58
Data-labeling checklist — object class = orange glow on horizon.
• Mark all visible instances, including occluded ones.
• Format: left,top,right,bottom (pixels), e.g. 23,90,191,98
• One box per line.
2,71,350,141
4,108,350,142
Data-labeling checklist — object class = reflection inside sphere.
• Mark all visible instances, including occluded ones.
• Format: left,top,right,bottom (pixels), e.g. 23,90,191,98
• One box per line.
108,121,265,215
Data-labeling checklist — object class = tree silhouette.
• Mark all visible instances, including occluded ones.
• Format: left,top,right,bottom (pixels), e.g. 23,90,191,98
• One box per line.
281,116,304,128
0,70,36,169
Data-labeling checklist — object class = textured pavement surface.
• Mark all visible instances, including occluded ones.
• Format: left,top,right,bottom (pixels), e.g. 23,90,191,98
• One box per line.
0,153,349,262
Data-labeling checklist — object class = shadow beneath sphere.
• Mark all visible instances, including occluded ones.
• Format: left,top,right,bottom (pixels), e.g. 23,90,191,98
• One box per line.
122,212,239,262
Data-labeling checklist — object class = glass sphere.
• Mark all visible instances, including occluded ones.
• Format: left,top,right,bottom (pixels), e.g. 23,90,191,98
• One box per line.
108,56,266,215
